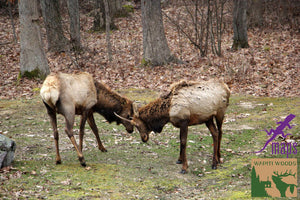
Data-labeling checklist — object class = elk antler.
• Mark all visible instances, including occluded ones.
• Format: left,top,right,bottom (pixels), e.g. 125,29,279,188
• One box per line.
273,170,296,178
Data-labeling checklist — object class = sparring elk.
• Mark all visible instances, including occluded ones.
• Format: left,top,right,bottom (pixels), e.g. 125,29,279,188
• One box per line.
116,79,230,173
40,72,134,166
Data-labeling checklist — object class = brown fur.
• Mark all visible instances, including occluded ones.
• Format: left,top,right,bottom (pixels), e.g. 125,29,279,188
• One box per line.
40,72,134,166
138,97,171,133
132,79,230,173
93,81,133,125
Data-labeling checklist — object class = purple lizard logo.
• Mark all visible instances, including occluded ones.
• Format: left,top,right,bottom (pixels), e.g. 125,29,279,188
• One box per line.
255,114,296,153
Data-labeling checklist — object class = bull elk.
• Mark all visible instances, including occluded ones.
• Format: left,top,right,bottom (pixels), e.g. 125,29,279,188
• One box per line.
40,72,134,166
116,79,230,173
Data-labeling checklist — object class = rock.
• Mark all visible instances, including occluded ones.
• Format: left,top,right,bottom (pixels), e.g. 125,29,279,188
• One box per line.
0,134,16,168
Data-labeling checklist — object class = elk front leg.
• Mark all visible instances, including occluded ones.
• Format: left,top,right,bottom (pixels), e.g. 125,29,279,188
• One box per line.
177,120,189,174
87,114,107,152
206,118,219,169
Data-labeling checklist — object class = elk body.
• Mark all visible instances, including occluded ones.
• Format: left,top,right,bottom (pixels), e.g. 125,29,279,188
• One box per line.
117,79,230,173
40,72,134,166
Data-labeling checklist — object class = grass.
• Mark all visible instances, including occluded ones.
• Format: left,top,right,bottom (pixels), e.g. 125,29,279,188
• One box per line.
0,90,299,199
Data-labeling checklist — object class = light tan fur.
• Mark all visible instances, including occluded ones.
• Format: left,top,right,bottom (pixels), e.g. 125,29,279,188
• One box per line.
40,72,97,112
40,74,61,109
169,79,230,125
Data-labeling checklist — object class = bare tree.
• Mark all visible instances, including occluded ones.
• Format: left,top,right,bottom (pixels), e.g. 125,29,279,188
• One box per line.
93,0,123,31
103,0,112,61
232,0,249,50
8,0,17,43
41,0,67,52
67,0,81,51
247,0,264,27
93,0,103,31
210,0,227,56
164,0,227,57
19,0,49,79
141,0,176,66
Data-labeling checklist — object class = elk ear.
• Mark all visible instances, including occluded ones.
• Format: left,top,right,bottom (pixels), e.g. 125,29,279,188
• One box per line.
132,101,140,118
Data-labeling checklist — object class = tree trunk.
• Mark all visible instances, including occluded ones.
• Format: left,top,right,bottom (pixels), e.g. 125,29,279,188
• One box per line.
41,0,67,52
103,0,112,61
67,0,81,51
93,0,103,31
93,0,120,31
248,0,264,27
141,0,175,66
232,0,249,50
19,0,49,79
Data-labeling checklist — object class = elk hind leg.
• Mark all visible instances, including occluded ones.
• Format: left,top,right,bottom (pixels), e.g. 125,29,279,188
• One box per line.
177,120,189,174
44,102,61,164
206,118,219,169
216,113,225,164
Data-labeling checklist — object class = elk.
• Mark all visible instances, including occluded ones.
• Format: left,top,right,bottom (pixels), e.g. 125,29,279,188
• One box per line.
40,72,134,166
272,170,297,197
116,79,230,173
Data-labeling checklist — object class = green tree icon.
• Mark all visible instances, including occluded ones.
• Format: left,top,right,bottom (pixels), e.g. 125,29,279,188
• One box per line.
251,166,271,197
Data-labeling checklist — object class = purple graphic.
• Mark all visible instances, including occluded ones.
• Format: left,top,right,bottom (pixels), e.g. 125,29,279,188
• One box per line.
255,114,296,153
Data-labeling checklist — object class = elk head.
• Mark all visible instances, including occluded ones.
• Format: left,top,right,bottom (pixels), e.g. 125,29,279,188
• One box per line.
114,102,150,142
117,100,135,133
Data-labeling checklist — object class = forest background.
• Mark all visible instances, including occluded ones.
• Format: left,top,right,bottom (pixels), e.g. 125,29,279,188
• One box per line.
0,0,299,99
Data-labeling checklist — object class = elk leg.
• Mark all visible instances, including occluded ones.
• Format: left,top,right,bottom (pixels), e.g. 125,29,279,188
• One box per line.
206,118,219,169
64,111,86,167
44,103,61,164
216,114,224,163
177,120,189,174
87,114,107,152
79,111,88,152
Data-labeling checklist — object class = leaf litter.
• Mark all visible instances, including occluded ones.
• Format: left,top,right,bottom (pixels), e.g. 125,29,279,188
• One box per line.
0,6,299,100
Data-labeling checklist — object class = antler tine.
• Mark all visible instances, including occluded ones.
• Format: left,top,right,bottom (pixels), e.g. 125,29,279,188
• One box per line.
114,112,137,126
114,112,131,123
283,170,289,176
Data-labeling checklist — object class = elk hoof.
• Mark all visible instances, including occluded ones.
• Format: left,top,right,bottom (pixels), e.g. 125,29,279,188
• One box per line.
79,157,86,167
101,148,107,152
81,162,87,167
180,169,187,174
56,160,62,165
212,165,217,170
176,160,182,164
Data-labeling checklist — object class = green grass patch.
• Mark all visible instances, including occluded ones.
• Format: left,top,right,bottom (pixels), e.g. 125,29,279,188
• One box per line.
0,93,299,199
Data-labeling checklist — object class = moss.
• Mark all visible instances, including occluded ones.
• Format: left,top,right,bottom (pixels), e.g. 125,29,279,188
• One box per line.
122,4,134,13
263,45,270,51
16,72,22,86
32,87,40,93
141,58,152,67
228,191,250,199
114,5,134,18
21,68,48,80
